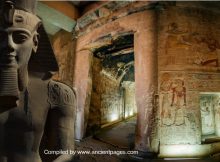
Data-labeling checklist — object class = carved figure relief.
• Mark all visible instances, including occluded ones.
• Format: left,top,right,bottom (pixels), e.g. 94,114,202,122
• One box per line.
48,81,76,107
160,73,173,126
160,73,186,126
166,22,191,49
163,21,220,69
171,79,186,126
159,6,220,146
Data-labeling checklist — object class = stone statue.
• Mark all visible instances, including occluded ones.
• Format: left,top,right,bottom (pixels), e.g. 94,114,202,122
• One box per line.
0,0,76,162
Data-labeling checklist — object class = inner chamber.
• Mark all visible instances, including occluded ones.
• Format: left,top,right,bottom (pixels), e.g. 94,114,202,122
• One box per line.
86,33,136,135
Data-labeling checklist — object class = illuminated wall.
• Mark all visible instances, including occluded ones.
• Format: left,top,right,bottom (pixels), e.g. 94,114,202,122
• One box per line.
158,2,220,157
122,81,137,119
73,0,220,157
87,51,135,134
100,73,123,125
200,95,215,136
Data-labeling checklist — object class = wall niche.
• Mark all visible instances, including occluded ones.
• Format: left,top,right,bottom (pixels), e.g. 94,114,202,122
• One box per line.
200,93,220,143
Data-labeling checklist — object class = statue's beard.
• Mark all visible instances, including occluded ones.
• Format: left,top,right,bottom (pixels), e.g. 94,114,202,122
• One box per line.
0,65,28,112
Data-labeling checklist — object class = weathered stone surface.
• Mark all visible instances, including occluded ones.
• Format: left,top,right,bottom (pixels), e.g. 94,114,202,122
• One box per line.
75,9,159,153
0,1,76,162
122,81,137,118
158,2,220,148
134,11,158,153
74,1,220,158
73,50,93,140
52,30,75,87
75,1,157,37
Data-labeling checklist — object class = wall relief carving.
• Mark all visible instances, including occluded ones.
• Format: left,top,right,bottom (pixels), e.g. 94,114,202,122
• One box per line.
159,6,220,72
159,72,201,145
160,73,186,126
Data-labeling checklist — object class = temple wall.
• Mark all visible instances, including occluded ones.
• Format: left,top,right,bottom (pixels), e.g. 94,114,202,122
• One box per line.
51,30,76,87
158,2,220,148
87,57,124,135
122,81,137,118
74,2,159,151
60,1,220,157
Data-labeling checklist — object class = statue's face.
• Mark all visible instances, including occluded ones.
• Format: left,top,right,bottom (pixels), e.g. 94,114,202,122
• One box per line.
0,8,40,110
0,26,37,69
0,2,41,110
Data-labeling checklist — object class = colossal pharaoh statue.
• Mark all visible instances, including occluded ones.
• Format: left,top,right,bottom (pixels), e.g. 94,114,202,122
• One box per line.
0,0,76,162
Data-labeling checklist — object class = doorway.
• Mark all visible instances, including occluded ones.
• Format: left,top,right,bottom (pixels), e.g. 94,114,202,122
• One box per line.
86,33,136,135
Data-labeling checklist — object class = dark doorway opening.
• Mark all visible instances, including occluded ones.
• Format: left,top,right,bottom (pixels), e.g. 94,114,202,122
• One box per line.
86,33,136,137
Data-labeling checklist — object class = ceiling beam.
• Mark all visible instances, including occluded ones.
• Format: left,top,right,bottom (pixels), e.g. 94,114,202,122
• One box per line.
37,2,77,35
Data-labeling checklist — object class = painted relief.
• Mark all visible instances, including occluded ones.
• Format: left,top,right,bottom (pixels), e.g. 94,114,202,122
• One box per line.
187,73,220,92
166,22,190,49
160,73,186,126
159,72,202,145
160,73,173,126
159,4,220,146
190,34,220,67
165,23,220,68
171,79,186,125
160,10,220,71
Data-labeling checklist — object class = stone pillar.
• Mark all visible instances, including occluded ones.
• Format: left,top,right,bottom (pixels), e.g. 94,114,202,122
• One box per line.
134,10,158,153
73,50,92,140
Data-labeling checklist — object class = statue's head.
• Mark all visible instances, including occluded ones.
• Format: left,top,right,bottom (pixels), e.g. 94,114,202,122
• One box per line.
0,0,49,110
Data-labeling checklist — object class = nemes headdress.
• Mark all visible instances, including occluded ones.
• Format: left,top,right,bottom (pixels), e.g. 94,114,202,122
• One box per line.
0,0,59,73
0,0,41,31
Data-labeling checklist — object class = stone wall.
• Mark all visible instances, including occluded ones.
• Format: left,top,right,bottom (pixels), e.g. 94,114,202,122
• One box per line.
51,30,75,87
158,2,220,146
87,57,129,135
122,81,137,118
74,6,159,151
86,57,102,135
73,1,220,156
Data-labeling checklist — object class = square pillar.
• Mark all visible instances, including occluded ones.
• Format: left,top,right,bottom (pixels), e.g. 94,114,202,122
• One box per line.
73,50,92,140
134,10,159,153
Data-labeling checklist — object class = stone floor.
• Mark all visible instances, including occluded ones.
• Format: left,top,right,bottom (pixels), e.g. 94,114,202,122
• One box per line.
74,117,219,162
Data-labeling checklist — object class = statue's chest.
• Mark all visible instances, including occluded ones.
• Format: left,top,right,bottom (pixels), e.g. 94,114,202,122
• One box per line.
5,98,49,133
2,86,50,133
8,110,46,133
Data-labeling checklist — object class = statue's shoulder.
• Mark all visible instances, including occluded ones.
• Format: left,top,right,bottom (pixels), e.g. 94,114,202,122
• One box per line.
47,80,76,108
